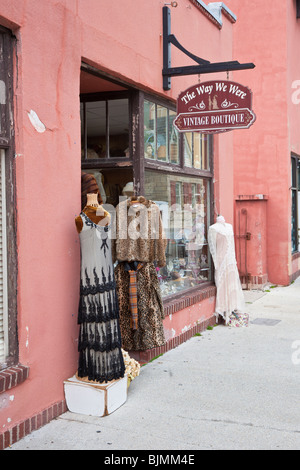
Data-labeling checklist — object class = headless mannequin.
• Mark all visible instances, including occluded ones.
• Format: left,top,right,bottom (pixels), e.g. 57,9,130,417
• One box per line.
75,192,113,385
75,193,111,234
208,214,245,324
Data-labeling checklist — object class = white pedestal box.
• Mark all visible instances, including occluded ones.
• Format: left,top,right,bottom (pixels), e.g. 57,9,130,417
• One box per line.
64,375,128,417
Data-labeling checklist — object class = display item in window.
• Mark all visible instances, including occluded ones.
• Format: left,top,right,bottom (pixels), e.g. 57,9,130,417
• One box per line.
81,172,103,210
208,215,248,326
112,196,168,267
113,196,167,351
75,192,125,383
122,181,134,197
85,170,107,204
115,261,165,351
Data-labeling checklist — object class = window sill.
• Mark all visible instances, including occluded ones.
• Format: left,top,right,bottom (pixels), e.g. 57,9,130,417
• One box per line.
163,282,216,316
0,365,30,393
292,251,300,260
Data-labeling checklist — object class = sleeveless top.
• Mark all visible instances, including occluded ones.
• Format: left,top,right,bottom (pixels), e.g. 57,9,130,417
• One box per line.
77,211,125,383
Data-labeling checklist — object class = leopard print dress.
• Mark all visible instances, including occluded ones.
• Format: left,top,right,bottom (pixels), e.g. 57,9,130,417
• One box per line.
115,262,166,351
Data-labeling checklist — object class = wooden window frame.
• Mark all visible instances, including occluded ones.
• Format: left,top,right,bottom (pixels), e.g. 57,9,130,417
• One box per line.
0,26,18,370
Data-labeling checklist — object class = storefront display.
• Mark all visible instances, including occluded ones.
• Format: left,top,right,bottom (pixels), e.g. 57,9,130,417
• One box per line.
75,190,125,383
113,196,167,351
144,171,211,296
208,216,247,326
80,78,214,341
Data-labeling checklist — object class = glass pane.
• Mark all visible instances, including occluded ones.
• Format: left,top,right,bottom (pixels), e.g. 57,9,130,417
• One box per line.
291,190,297,253
108,99,129,157
144,100,156,160
203,134,211,170
157,105,168,161
85,101,106,158
169,110,179,164
184,133,193,167
81,99,129,159
144,170,212,297
291,157,296,188
183,133,212,170
298,191,300,252
193,133,202,169
80,102,85,159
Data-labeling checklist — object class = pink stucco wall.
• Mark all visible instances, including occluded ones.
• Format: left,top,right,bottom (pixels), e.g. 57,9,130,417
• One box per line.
226,0,298,285
163,296,216,342
0,0,235,436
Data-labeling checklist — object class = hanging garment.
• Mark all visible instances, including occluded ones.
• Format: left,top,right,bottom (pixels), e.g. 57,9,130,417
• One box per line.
77,212,125,383
112,197,168,267
208,221,246,325
112,197,167,350
115,261,165,351
127,262,144,330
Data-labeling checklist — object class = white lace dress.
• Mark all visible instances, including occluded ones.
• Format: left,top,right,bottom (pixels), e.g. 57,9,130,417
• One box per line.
77,212,125,383
208,222,245,324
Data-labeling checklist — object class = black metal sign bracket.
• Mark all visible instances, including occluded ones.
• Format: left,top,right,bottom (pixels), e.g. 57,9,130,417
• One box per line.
162,6,255,91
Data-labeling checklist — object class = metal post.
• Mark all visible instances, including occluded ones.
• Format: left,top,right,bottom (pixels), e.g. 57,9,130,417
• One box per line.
163,6,171,91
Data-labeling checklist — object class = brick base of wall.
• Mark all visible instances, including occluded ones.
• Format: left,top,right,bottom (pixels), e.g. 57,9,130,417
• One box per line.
0,365,30,394
0,399,67,450
129,313,216,364
240,274,268,290
290,268,300,284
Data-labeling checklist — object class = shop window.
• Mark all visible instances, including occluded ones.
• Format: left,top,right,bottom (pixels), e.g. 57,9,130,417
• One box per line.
143,96,213,297
291,154,300,253
81,96,129,160
144,170,212,297
80,78,214,300
144,100,179,164
184,132,210,170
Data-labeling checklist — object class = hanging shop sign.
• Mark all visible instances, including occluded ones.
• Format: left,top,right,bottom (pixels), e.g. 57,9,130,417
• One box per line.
173,80,256,134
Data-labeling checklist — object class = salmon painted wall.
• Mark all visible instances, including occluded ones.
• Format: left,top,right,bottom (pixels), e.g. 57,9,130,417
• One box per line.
163,296,216,342
287,1,300,278
0,0,82,433
226,0,292,285
0,0,235,434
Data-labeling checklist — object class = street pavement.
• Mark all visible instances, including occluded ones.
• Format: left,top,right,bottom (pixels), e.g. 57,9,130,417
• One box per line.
6,277,300,451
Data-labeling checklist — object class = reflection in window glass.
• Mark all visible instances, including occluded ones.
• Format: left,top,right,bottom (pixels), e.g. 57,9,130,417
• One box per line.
157,105,168,161
193,133,202,169
184,133,193,167
81,98,129,159
144,100,179,164
184,132,211,170
144,100,156,159
169,110,179,164
144,170,212,296
108,99,129,157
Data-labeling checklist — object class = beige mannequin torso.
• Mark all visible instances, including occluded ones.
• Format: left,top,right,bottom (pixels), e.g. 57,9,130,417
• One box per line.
75,193,111,233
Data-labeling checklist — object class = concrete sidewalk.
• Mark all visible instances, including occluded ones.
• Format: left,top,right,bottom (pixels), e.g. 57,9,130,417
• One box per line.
6,278,300,450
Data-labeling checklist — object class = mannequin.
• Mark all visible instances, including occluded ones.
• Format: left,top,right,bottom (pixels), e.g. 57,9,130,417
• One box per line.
75,193,125,384
208,215,247,325
75,193,111,234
